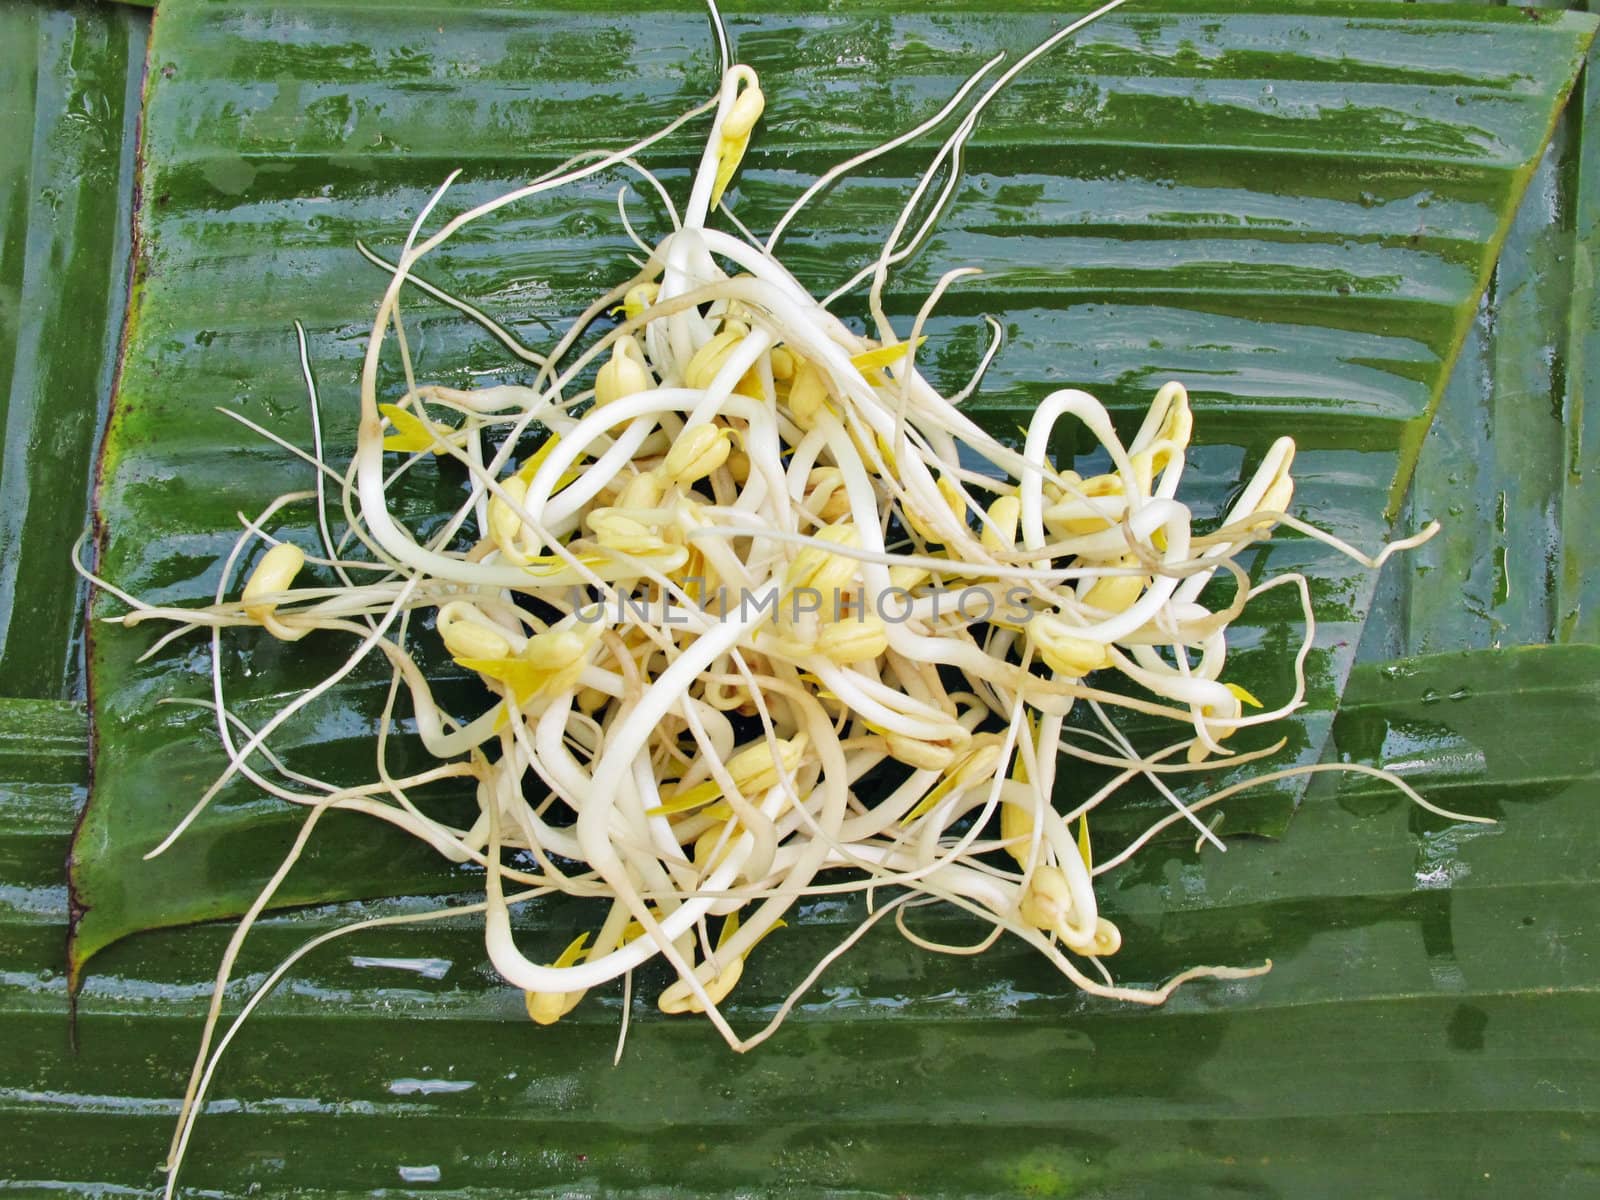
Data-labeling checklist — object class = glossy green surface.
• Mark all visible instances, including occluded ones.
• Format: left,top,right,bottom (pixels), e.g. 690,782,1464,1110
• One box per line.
71,1,1597,973
8,648,1600,1195
1380,0,1600,654
0,0,146,699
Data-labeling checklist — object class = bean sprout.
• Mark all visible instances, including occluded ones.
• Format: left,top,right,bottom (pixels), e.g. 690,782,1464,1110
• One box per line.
80,4,1484,1193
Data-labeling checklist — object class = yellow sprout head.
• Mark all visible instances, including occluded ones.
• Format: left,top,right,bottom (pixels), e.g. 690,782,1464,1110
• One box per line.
595,337,652,407
524,933,591,1026
711,68,765,207
241,542,307,641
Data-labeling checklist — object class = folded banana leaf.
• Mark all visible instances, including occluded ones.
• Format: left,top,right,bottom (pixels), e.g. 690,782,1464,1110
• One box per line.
1395,0,1600,653
0,0,144,699
70,0,1597,987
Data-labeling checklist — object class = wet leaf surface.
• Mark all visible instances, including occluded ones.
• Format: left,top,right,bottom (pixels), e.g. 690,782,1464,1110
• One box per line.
9,647,1600,1195
72,0,1596,968
3,2,1598,1195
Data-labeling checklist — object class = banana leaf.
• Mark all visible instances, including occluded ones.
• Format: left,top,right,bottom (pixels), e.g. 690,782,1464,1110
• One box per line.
8,647,1600,1195
0,0,145,699
1390,0,1600,654
5,0,1598,1195
69,0,1598,970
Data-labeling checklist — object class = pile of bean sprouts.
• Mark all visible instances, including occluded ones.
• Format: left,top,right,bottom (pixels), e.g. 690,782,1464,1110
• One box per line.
83,2,1486,1191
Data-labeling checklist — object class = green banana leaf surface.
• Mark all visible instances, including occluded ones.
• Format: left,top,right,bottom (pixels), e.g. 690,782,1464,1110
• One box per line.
0,0,144,698
1389,0,1600,654
0,0,1597,1196
11,648,1600,1196
71,0,1597,961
